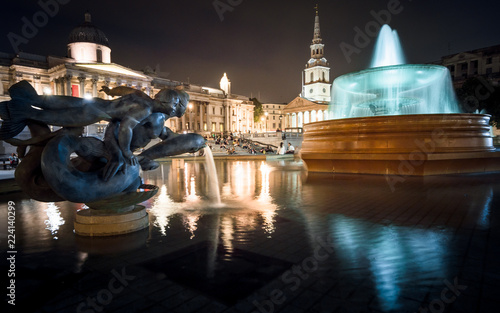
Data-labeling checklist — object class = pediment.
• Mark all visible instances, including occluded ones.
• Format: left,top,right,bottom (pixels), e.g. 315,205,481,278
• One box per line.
445,52,481,63
283,97,324,112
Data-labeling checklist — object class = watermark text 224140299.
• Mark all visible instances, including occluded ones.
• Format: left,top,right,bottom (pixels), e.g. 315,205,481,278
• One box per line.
6,201,17,306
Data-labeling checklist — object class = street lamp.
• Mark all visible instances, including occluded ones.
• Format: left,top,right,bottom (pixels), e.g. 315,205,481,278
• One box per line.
279,114,283,131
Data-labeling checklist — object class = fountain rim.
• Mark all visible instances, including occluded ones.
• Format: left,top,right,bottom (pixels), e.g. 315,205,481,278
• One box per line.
332,63,449,91
305,113,491,125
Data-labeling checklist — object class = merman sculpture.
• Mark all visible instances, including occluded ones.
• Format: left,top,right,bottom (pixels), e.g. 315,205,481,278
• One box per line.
0,80,206,206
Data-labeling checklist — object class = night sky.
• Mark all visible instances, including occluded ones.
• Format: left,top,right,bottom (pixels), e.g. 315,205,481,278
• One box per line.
0,0,499,103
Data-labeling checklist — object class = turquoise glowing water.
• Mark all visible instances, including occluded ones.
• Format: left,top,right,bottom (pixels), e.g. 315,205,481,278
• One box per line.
370,25,405,68
329,25,461,119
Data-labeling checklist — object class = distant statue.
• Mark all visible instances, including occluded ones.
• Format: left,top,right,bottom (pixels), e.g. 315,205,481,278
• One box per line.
0,80,205,206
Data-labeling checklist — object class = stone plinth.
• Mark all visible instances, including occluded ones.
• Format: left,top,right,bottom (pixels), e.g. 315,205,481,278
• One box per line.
301,114,500,175
74,205,149,236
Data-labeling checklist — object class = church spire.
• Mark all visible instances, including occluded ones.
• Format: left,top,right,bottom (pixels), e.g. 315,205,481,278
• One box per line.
312,4,322,45
309,5,324,60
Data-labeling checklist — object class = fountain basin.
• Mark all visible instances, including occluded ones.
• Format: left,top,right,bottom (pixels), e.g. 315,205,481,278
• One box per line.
301,113,500,175
331,64,459,118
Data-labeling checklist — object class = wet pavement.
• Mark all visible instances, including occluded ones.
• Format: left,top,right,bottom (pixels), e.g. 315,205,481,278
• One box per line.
0,159,499,312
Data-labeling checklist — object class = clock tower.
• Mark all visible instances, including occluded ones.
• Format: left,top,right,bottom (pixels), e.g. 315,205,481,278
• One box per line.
302,5,331,103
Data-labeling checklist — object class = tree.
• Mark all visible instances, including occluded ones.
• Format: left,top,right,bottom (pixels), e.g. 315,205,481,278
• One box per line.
455,77,500,126
251,97,264,123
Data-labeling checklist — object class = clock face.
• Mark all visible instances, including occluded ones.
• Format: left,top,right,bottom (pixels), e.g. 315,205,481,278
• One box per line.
310,89,313,94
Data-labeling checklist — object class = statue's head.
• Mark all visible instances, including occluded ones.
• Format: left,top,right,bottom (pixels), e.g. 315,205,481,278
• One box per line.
154,87,189,118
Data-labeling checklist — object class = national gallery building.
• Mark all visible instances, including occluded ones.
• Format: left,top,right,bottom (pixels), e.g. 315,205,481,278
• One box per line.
0,13,255,153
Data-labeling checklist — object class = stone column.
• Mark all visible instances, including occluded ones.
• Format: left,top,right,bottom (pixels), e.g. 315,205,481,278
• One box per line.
199,102,204,132
78,76,86,98
206,103,210,133
181,114,186,132
65,74,72,96
228,104,232,133
91,78,98,97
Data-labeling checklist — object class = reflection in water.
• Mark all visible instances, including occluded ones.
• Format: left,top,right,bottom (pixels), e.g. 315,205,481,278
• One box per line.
478,186,493,229
257,162,277,235
327,214,450,311
1,158,498,313
44,202,65,240
144,160,287,242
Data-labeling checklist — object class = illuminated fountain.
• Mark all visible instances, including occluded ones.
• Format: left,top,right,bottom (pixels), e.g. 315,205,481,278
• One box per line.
301,25,500,176
332,25,459,119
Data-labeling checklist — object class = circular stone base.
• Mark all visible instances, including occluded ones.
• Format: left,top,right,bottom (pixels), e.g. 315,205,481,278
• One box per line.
74,205,149,237
301,114,500,175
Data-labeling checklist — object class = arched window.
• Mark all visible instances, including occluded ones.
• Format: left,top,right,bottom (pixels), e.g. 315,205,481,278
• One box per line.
310,72,314,82
322,72,326,81
96,49,102,62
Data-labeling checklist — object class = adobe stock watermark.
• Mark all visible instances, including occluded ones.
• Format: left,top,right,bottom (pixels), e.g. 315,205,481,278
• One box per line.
7,0,70,53
414,277,467,313
340,0,412,64
213,0,243,22
252,236,335,313
76,267,135,313
385,77,496,192
385,127,447,192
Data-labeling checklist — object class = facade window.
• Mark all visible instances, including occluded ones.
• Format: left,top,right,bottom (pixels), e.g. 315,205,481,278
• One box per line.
213,107,215,115
486,57,492,64
273,116,275,120
310,72,314,81
460,63,468,70
186,122,190,130
273,123,276,129
96,49,102,62
448,65,455,72
212,122,216,132
220,108,223,115
220,124,224,132
197,122,200,130
323,72,326,81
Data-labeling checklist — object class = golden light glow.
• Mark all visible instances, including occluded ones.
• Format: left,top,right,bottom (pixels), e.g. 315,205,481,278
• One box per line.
75,63,146,78
44,202,65,240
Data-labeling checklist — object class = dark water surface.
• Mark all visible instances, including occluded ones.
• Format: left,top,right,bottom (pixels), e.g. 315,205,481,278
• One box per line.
0,159,499,313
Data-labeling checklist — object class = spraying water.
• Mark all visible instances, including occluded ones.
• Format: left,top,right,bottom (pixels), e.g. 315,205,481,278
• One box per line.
370,25,405,68
329,25,461,119
203,147,221,204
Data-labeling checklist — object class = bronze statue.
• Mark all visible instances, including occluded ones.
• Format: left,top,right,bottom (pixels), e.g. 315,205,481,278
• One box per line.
0,80,206,206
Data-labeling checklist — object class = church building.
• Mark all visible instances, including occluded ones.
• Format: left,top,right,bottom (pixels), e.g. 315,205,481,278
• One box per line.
283,6,332,129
